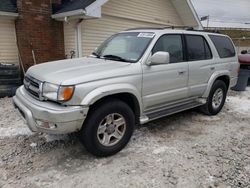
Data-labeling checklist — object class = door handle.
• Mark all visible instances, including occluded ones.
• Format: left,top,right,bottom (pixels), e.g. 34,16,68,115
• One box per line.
178,71,186,75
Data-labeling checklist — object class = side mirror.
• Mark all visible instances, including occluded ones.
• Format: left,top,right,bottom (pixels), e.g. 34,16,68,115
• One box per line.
148,51,170,66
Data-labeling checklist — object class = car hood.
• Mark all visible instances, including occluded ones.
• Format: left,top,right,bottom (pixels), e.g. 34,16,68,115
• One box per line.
26,57,135,85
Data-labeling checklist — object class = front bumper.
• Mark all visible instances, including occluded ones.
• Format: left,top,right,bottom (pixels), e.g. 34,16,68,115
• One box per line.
13,86,89,134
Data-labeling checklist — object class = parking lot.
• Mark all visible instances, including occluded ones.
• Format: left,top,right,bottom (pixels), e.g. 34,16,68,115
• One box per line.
0,89,250,188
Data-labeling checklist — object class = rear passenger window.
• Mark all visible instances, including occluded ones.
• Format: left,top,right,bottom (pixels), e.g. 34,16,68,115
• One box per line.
152,35,184,63
185,35,212,61
209,35,235,58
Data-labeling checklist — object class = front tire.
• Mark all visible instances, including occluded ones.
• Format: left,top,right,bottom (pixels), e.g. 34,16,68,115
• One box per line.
200,80,227,116
80,99,135,157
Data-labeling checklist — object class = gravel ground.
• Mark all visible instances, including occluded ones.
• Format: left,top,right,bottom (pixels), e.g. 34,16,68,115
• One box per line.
0,88,250,188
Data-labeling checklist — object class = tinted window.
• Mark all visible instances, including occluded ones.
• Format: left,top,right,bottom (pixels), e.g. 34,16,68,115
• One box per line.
152,35,183,63
209,35,235,58
204,39,212,59
186,35,212,61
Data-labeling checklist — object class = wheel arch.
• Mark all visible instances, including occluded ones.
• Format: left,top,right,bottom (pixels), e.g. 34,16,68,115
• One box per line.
80,84,142,124
203,71,230,98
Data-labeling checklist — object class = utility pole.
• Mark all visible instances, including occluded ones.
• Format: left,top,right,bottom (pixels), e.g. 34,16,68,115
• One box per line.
207,15,210,28
200,15,210,29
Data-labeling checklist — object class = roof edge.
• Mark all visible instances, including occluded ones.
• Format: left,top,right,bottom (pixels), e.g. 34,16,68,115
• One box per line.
0,11,18,17
52,9,86,19
186,0,203,30
52,0,109,20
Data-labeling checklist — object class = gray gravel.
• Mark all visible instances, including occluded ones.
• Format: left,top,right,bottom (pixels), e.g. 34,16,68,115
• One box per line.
0,88,250,188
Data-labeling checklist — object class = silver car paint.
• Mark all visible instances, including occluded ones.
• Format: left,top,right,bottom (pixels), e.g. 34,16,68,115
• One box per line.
14,29,239,134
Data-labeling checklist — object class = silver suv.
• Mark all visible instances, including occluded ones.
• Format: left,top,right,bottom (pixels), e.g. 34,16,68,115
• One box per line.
13,28,239,156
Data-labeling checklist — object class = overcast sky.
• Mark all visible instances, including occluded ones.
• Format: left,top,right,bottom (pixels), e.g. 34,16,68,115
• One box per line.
191,0,250,27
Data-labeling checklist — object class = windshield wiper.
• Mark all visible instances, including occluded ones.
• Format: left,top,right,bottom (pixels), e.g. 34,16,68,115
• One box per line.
102,54,130,62
92,52,101,58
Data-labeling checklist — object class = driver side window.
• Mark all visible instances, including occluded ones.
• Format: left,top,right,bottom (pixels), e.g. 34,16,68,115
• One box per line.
152,35,184,63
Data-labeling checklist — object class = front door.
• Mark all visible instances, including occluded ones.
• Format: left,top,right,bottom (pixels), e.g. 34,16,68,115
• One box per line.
142,34,188,110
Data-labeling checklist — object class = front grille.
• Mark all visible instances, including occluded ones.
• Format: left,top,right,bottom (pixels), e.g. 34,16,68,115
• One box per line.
24,75,42,99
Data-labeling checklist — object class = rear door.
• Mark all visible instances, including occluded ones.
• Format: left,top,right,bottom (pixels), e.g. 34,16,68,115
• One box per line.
185,34,214,97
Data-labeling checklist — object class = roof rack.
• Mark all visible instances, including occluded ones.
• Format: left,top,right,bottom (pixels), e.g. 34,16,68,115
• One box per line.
126,26,221,34
126,26,194,31
185,28,221,34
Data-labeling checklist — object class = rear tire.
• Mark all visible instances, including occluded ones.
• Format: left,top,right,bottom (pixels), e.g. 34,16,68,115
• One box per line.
200,80,227,116
79,99,135,157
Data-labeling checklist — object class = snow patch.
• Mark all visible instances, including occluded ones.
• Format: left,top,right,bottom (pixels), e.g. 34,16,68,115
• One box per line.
0,127,32,137
153,146,179,155
30,143,37,147
44,134,69,143
227,95,250,115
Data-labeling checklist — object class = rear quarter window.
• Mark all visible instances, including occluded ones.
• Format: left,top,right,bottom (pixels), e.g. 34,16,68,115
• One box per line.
209,35,236,58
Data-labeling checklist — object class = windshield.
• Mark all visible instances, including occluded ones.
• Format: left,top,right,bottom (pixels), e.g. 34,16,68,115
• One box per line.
93,32,155,63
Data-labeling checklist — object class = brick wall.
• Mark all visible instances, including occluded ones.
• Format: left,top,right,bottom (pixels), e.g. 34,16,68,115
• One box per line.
15,0,65,71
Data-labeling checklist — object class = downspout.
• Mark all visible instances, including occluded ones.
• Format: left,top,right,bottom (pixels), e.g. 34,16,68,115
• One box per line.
63,16,83,59
30,43,37,65
76,18,83,57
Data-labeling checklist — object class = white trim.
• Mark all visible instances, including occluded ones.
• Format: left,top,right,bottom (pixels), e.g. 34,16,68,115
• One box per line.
0,11,18,17
85,6,101,18
186,0,203,30
76,23,82,57
52,0,109,20
52,9,86,19
85,0,108,18
74,26,78,58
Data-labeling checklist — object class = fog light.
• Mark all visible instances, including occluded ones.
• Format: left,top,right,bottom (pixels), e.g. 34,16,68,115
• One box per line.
36,120,57,129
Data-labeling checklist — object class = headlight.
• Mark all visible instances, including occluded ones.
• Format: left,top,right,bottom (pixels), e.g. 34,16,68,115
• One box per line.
42,82,58,101
42,82,74,102
58,86,74,101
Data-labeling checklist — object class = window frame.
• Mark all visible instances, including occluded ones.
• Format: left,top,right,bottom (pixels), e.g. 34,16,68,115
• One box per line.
95,32,156,63
151,34,186,64
208,34,236,59
184,34,213,62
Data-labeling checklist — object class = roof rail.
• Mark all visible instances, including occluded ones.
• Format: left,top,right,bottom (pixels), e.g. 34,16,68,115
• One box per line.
185,28,221,34
126,26,195,31
126,26,221,34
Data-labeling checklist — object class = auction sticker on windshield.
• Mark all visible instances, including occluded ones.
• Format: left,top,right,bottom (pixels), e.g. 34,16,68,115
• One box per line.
137,33,155,38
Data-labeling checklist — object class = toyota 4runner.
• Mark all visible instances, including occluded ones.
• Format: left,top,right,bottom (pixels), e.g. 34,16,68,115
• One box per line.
13,28,239,156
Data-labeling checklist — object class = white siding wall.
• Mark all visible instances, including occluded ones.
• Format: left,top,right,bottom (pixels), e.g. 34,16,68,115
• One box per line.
0,17,18,64
102,0,183,26
171,0,198,28
64,0,186,57
81,0,183,56
81,15,166,56
64,21,77,58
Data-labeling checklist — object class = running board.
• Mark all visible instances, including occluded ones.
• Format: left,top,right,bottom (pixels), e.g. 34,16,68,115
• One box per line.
140,101,203,124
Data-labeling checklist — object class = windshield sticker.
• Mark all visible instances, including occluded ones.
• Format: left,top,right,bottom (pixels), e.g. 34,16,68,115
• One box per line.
137,33,155,38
